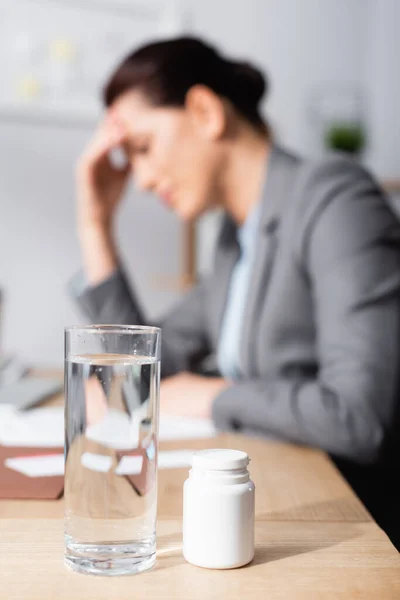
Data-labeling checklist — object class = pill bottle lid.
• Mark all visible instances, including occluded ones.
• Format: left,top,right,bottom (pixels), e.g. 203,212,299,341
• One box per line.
191,449,249,471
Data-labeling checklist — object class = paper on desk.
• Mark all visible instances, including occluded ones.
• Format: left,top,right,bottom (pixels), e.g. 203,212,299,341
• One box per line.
158,450,193,469
86,412,215,446
0,406,215,449
116,455,143,476
4,453,64,477
159,415,216,441
0,406,138,449
86,408,140,450
81,452,112,473
0,406,64,447
115,450,193,475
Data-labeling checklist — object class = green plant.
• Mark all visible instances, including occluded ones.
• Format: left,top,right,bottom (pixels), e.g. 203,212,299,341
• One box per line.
325,122,366,154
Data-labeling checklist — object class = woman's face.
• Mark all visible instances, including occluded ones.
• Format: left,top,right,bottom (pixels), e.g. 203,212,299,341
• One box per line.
112,88,225,220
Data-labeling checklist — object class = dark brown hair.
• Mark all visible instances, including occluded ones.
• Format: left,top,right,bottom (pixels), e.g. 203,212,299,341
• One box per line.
104,37,269,135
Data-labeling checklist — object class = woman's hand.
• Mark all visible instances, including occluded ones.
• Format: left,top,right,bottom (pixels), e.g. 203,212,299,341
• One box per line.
76,112,130,233
160,372,229,419
76,112,131,284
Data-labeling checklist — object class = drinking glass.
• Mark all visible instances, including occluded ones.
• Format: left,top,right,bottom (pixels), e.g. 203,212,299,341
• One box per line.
64,325,161,576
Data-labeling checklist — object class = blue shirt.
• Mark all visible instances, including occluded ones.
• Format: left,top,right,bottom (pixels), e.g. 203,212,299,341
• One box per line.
217,202,262,379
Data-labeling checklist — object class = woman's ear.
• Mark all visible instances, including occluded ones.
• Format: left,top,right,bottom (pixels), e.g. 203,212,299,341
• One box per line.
185,85,227,141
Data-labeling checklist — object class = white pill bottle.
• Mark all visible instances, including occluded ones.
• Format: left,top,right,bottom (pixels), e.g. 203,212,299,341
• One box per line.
183,449,255,569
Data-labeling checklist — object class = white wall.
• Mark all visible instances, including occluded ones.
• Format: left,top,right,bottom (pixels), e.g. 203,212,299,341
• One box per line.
1,0,399,366
364,0,400,178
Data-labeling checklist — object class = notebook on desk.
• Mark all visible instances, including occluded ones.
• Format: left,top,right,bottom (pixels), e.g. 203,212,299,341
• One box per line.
0,445,64,500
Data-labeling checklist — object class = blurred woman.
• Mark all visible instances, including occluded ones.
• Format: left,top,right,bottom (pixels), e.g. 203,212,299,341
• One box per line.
73,37,400,546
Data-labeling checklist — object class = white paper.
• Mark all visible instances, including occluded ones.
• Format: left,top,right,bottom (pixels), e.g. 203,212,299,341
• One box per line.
158,450,193,469
86,408,139,450
159,415,216,441
115,455,143,476
0,406,64,447
5,453,64,477
116,450,193,474
84,406,210,449
0,406,215,450
81,452,112,473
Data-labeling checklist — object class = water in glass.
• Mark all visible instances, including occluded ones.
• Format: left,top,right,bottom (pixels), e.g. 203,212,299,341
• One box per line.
64,353,160,576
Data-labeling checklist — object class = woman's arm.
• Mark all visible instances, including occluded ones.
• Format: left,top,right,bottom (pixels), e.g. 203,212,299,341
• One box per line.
74,270,212,379
76,111,130,285
78,223,118,286
74,111,211,376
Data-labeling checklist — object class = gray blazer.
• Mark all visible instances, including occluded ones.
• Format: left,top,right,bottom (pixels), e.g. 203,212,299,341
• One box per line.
75,146,400,464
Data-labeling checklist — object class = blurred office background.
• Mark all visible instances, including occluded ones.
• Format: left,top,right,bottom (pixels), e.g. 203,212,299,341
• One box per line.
0,0,399,367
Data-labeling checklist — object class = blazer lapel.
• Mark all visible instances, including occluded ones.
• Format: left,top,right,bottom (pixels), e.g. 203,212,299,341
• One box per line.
240,146,300,377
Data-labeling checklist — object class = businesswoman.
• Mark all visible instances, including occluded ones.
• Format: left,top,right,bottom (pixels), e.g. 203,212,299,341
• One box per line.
74,37,400,544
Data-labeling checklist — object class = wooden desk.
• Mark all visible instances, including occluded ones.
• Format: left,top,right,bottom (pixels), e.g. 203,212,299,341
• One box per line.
1,435,399,599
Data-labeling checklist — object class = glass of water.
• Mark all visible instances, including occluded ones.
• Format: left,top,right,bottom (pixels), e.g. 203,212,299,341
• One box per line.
64,325,161,576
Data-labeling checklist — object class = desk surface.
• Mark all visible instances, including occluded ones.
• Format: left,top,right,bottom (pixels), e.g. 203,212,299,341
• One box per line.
1,434,399,599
